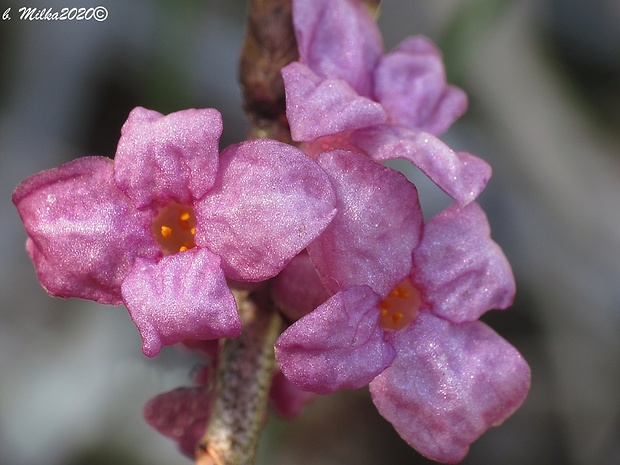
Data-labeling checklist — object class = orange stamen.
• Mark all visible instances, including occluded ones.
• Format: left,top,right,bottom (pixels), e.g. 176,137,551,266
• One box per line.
151,202,197,255
379,277,422,331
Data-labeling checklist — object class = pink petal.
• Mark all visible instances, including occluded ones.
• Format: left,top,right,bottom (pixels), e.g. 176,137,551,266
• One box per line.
12,156,159,305
121,248,241,357
369,312,530,463
282,62,387,142
307,150,423,296
414,203,516,322
271,252,330,322
275,286,395,394
114,107,222,209
374,36,468,135
292,0,383,97
194,139,337,282
269,370,317,419
181,339,219,361
144,386,212,458
350,125,491,205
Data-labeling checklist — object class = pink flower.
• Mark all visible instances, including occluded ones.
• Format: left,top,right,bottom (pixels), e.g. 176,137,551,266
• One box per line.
13,106,336,357
275,149,422,392
274,150,530,463
144,385,213,458
283,0,491,205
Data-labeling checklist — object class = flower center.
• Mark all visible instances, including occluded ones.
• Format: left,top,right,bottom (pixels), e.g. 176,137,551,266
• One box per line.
151,202,196,255
379,277,421,331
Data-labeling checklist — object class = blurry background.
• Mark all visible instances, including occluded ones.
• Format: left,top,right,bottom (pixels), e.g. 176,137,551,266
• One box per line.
1,0,619,464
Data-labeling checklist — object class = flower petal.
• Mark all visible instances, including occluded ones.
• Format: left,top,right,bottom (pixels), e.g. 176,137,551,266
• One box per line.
275,286,395,394
307,150,422,296
12,156,158,305
114,107,223,209
269,369,317,419
292,0,383,96
121,248,241,357
144,386,212,458
195,139,337,282
271,252,330,322
369,312,530,463
350,125,491,205
374,36,467,135
414,202,516,322
282,62,387,142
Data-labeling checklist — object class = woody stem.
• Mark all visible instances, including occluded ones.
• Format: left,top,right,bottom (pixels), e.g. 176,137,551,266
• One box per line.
195,1,295,463
239,0,297,141
196,292,282,465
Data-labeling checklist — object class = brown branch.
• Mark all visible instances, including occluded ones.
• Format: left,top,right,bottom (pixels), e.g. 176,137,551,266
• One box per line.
196,292,282,465
239,0,298,142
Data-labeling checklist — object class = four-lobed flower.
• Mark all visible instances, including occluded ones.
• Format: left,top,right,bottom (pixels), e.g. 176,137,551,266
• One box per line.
274,149,530,463
13,106,336,357
283,0,491,206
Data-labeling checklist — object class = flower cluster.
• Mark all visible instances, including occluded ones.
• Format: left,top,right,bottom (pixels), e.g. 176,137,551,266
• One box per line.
12,0,530,463
271,0,530,462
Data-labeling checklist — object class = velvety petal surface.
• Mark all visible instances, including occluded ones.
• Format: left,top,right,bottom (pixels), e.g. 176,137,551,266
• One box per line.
13,156,159,305
144,386,211,458
271,252,330,322
414,202,515,322
283,62,387,142
374,36,468,135
195,139,337,282
275,286,395,394
114,107,223,208
369,312,530,463
292,0,383,96
350,126,491,205
121,248,241,357
269,370,318,419
307,150,422,296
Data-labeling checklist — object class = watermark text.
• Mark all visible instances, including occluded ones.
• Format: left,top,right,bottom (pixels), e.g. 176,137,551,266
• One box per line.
2,6,108,21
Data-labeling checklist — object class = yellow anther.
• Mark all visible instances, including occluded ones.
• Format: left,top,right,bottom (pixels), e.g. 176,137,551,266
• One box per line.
178,212,192,230
152,203,197,255
389,287,409,299
379,277,422,331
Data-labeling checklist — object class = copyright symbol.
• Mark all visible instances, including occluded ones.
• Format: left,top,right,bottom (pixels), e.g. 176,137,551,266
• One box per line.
93,6,108,21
